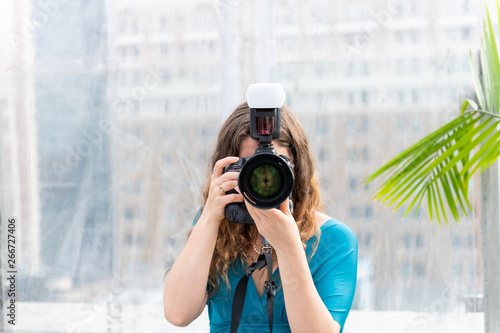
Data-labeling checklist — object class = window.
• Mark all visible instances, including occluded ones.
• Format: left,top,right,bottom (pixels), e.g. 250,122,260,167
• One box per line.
402,261,411,279
364,206,374,221
316,116,327,134
466,234,474,248
453,263,463,278
159,43,170,55
125,233,133,245
415,262,425,279
315,92,326,108
125,207,134,220
398,90,406,104
159,14,170,32
415,234,424,248
361,91,369,105
462,27,472,40
119,9,139,34
364,234,372,249
361,147,370,161
351,206,361,220
137,233,145,246
349,176,358,190
361,117,370,134
192,3,217,30
411,89,420,104
3,1,484,330
347,92,355,105
412,116,422,132
347,117,356,134
133,181,142,194
348,148,356,163
318,148,327,161
396,115,406,132
402,234,411,250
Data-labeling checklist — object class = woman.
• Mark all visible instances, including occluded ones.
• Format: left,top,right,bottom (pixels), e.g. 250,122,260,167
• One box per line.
164,102,357,333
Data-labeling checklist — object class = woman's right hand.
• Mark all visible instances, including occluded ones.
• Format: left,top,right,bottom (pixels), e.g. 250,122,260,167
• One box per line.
164,155,243,327
202,156,244,222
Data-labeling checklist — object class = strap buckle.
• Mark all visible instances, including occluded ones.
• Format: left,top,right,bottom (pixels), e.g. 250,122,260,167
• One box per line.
264,281,277,297
244,266,256,277
261,245,272,254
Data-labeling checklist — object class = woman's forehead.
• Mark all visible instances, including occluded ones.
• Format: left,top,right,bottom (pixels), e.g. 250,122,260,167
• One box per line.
238,135,291,160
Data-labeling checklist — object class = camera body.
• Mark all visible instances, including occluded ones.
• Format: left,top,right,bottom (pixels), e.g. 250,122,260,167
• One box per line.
224,83,294,224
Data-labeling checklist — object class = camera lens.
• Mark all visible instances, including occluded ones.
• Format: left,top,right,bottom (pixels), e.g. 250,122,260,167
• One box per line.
239,153,294,209
250,165,282,198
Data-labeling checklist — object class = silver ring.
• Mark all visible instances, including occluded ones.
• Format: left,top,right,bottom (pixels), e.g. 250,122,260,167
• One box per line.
219,185,224,192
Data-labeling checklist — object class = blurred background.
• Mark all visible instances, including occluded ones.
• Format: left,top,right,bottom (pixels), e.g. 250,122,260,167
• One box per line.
0,0,495,331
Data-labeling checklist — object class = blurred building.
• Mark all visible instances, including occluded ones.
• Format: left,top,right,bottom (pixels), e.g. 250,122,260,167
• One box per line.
278,0,483,310
0,0,41,275
106,0,223,287
31,0,113,300
106,0,484,310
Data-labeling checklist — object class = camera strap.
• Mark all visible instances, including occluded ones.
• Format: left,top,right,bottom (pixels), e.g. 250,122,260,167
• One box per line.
230,246,276,333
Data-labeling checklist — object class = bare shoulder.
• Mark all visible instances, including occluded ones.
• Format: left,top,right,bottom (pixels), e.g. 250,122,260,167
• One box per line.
314,211,332,230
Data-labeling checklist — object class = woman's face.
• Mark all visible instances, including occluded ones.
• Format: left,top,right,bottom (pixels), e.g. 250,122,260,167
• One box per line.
238,135,292,161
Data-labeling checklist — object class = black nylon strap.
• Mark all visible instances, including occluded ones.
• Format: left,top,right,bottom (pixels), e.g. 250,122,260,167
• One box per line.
263,252,275,333
267,294,274,332
230,254,275,333
230,275,250,333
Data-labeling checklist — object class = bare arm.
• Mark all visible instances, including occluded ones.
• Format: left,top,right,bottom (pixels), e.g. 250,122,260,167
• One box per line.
277,241,341,333
245,200,341,333
163,213,218,326
163,156,243,326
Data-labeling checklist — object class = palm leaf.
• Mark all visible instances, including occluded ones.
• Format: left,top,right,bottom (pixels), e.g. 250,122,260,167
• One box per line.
364,1,500,224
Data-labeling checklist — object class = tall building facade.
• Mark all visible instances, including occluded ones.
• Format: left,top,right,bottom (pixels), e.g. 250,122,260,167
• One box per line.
106,0,224,288
273,0,483,310
32,0,113,300
0,0,41,278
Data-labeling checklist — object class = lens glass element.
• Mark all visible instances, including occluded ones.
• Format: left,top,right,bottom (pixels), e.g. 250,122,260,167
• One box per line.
249,165,282,198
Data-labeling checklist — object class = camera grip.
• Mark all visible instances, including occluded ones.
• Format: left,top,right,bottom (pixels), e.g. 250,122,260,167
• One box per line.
224,201,254,224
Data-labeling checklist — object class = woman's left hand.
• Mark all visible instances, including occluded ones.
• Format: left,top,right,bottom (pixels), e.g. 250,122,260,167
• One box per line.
243,196,302,253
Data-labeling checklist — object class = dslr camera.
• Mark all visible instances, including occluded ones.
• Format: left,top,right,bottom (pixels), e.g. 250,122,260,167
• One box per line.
224,83,295,224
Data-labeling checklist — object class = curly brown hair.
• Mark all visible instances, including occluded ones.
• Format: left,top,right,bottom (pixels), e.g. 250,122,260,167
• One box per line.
201,102,324,297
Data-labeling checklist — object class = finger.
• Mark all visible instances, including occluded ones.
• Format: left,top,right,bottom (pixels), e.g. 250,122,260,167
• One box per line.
279,197,291,215
216,171,240,185
212,157,239,179
244,202,262,228
244,200,266,222
243,198,255,216
221,193,244,205
247,202,289,225
247,200,288,219
219,180,238,192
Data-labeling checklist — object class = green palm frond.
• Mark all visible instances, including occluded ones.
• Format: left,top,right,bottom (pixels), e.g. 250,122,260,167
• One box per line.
364,2,500,224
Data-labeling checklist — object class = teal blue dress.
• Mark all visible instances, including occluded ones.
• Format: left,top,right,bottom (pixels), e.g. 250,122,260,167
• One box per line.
204,218,358,333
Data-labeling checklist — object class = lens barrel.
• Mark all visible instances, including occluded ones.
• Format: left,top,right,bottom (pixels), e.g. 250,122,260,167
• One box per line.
238,153,294,209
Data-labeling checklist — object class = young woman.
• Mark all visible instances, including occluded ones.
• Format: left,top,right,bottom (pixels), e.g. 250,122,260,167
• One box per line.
164,103,358,333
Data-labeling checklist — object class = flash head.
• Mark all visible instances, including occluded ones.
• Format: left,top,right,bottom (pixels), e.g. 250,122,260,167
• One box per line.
245,83,286,144
245,83,286,109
